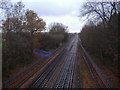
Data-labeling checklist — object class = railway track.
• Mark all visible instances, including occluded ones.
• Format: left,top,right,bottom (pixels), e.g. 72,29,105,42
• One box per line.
2,35,75,88
28,35,78,88
2,42,65,88
54,36,78,88
29,48,66,88
78,37,112,88
3,34,113,88
27,34,113,88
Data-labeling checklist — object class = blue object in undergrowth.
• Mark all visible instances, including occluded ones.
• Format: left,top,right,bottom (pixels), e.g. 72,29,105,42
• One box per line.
33,49,52,58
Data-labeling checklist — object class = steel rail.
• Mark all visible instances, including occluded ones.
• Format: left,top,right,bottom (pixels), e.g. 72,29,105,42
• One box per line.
29,49,66,88
28,36,76,88
16,46,65,88
3,43,64,88
78,37,112,88
54,35,78,88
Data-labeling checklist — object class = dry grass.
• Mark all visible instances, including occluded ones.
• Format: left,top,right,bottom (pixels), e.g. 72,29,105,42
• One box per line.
90,54,120,88
77,47,97,88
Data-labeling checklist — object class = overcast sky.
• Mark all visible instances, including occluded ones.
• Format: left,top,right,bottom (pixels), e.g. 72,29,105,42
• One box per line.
11,0,88,33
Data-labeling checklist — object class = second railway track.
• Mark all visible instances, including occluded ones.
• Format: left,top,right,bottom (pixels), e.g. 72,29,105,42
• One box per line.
78,37,112,88
3,34,113,88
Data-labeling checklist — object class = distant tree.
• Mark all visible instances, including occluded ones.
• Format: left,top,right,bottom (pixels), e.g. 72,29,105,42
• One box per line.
41,22,68,49
49,22,68,34
49,22,68,42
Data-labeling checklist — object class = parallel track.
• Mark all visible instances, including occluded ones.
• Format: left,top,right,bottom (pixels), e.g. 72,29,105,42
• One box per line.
29,48,66,88
54,37,78,88
3,35,75,88
78,37,112,88
16,46,65,88
3,34,112,88
2,43,64,88
29,35,78,88
28,35,112,88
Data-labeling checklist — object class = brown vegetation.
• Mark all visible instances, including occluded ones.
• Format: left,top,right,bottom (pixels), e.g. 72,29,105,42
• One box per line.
79,2,119,87
1,1,69,80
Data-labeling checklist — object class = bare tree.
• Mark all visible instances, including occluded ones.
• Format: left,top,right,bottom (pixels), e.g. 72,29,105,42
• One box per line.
80,2,120,27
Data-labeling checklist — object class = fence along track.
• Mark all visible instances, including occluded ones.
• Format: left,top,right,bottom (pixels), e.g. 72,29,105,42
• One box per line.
78,37,112,88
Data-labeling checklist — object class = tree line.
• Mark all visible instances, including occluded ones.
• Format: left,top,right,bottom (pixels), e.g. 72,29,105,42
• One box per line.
79,2,119,74
0,0,69,80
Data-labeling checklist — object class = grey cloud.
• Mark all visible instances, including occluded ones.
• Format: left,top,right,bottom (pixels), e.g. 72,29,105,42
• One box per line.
24,1,81,17
20,0,84,33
